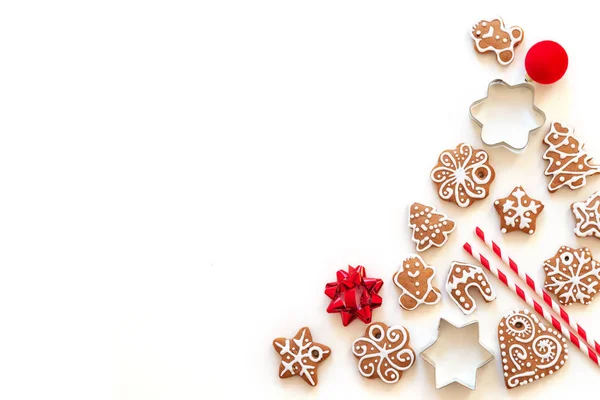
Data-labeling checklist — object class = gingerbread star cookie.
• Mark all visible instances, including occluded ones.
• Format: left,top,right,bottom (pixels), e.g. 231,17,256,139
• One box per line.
494,186,544,234
571,191,600,239
446,261,496,315
273,327,331,386
352,322,415,384
408,202,455,252
470,17,524,66
543,246,600,306
499,309,568,389
392,254,441,311
431,143,496,208
542,122,600,192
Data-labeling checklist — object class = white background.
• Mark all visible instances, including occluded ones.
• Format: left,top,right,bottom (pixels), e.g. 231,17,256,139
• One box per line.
1,1,599,399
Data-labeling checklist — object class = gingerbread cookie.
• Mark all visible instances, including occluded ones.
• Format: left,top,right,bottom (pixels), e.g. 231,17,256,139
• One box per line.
273,327,331,386
392,254,441,311
431,143,496,208
471,18,524,66
543,122,600,192
571,191,600,239
446,262,496,314
494,186,544,234
542,246,600,306
352,322,415,384
499,309,568,389
408,202,455,252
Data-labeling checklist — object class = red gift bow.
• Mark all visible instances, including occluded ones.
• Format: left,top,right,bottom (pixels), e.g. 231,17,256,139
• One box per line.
325,265,383,326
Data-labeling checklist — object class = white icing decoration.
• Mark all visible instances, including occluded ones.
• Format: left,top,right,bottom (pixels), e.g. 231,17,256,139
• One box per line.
393,254,441,310
543,122,600,192
496,186,543,233
445,262,496,315
572,191,600,239
470,17,523,66
352,323,415,384
431,144,494,208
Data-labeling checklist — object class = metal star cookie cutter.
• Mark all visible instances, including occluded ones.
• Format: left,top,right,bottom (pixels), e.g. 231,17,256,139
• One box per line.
469,79,546,153
420,318,494,390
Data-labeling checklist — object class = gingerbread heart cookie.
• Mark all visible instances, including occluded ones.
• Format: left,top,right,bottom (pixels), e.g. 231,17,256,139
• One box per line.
471,17,524,66
431,143,496,208
542,246,600,306
352,322,415,384
499,309,568,389
392,254,441,311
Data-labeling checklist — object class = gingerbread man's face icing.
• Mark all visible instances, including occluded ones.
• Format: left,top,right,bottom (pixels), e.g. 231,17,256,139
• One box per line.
470,18,523,65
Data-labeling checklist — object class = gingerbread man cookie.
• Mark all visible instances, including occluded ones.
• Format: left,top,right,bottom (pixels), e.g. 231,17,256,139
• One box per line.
494,186,544,234
542,246,600,306
542,122,600,192
571,191,600,239
408,202,455,252
446,262,496,314
352,322,415,384
499,309,568,389
470,17,524,66
273,327,331,386
392,254,441,311
431,143,496,208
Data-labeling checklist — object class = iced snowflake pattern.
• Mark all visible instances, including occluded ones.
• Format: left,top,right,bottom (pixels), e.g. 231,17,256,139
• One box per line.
494,186,544,234
543,246,600,306
571,191,600,239
273,327,331,386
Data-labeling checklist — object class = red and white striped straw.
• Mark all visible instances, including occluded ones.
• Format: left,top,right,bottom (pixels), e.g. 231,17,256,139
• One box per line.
475,226,600,355
463,242,600,367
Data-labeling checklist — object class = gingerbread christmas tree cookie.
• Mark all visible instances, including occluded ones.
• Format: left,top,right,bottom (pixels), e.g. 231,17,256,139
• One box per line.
494,186,544,234
408,202,455,252
571,191,600,239
542,122,600,192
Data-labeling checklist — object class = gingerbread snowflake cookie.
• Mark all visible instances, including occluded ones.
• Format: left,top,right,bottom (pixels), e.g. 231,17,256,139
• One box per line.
431,143,496,208
471,18,524,66
543,246,600,306
352,322,415,384
543,122,600,192
273,327,331,386
494,186,544,234
392,254,441,311
446,262,496,315
408,202,455,252
499,309,568,389
571,191,600,239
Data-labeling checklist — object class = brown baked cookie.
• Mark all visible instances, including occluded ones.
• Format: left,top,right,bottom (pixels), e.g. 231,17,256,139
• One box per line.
408,202,455,252
499,309,568,389
273,327,331,386
445,262,496,315
542,246,600,306
571,190,600,239
431,143,496,208
494,186,544,234
470,17,524,65
543,122,600,192
392,254,441,311
351,322,415,384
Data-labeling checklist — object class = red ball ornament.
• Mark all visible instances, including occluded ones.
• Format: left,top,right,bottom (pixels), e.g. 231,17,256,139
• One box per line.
525,40,568,84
